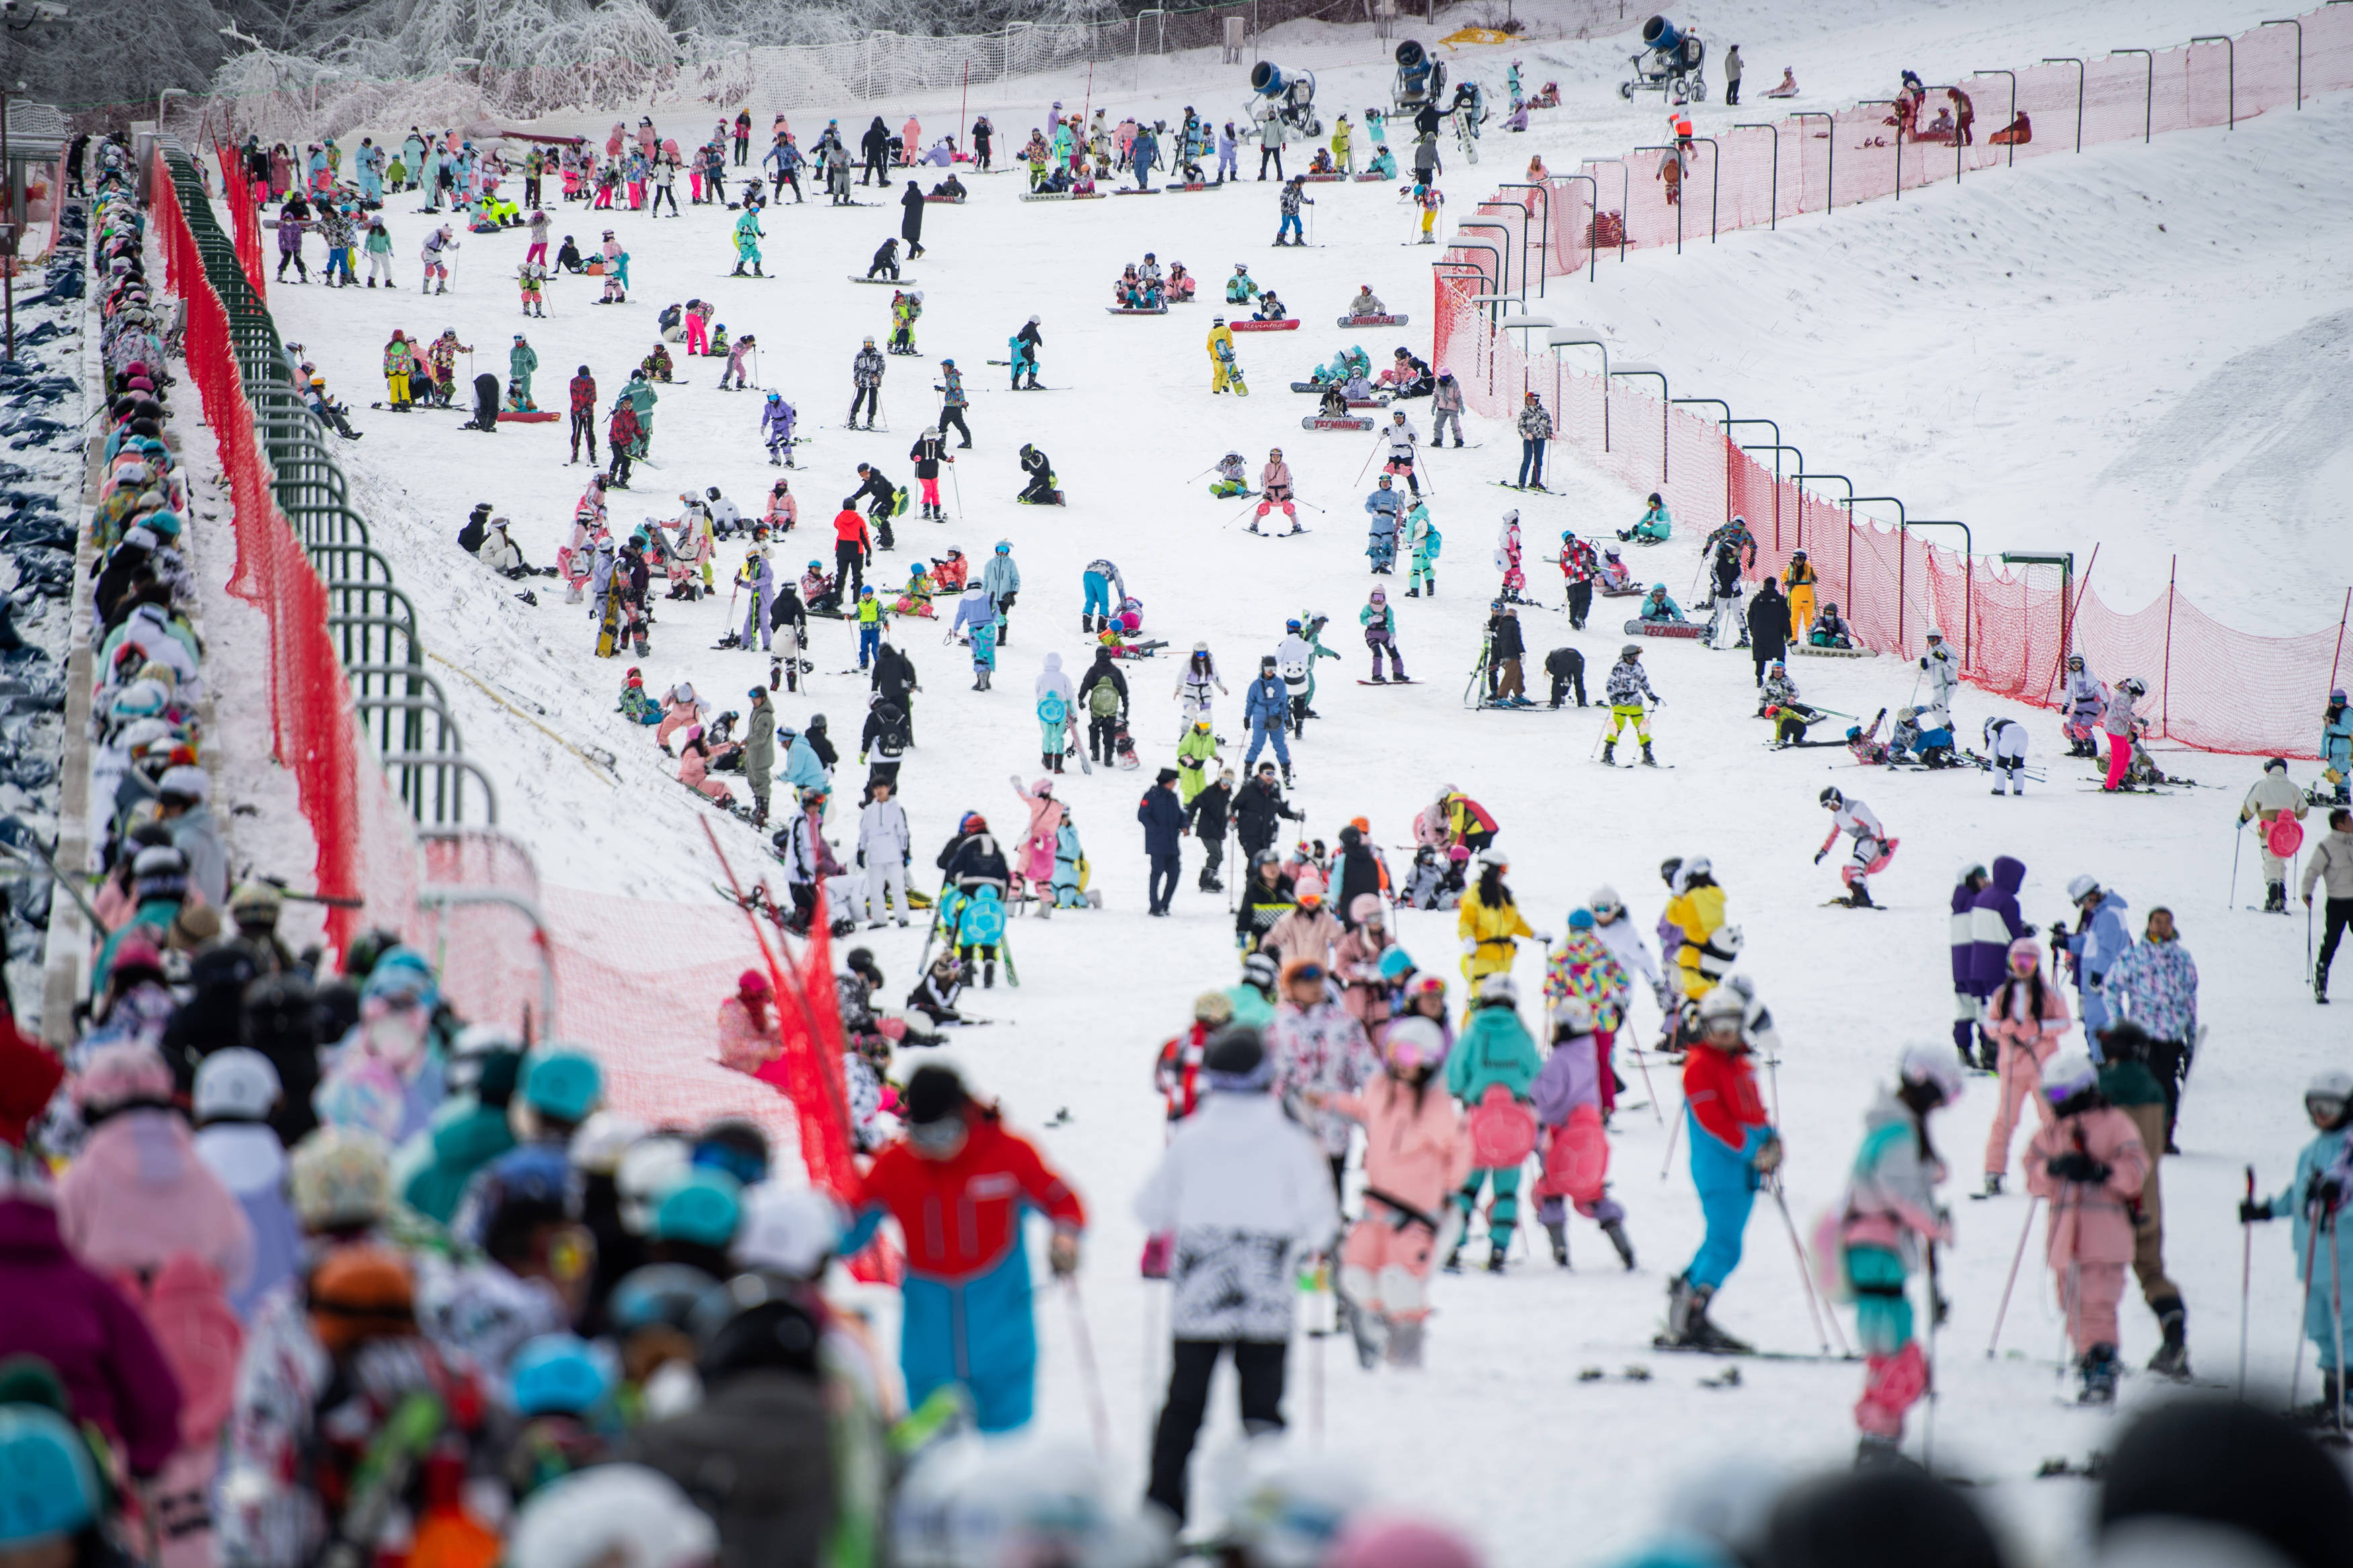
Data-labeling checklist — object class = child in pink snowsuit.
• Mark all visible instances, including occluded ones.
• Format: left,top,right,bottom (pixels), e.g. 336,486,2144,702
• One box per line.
2024,1053,2149,1401
1326,1016,1471,1368
656,681,706,749
1981,936,2071,1195
685,299,713,356
679,729,735,807
1010,775,1064,901
1530,1001,1634,1268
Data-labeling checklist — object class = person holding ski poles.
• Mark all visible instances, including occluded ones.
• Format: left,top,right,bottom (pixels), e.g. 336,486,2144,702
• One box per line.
2241,1069,2353,1415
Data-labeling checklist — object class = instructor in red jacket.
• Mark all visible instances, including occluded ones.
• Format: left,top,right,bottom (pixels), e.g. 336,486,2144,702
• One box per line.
844,1064,1085,1430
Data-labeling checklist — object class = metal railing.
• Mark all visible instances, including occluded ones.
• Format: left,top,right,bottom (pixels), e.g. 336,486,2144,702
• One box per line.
160,147,489,826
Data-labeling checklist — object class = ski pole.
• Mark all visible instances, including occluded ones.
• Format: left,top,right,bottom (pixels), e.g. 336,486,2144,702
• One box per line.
1769,1175,1843,1355
1985,1194,2041,1356
1923,1241,1942,1472
1060,1277,1114,1452
1659,1095,1685,1178
1628,1040,1664,1125
2229,819,2242,909
2290,1198,2325,1409
2240,1165,2257,1399
2334,1214,2347,1432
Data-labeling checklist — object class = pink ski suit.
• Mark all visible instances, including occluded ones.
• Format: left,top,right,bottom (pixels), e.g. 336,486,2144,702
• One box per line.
2025,1103,2147,1352
1981,946,2071,1180
1330,1076,1472,1323
1010,776,1063,891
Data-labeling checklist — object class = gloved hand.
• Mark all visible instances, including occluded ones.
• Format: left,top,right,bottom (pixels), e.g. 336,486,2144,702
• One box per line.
1531,933,1553,946
1752,1136,1784,1175
2046,1152,2110,1184
1461,937,1478,955
1812,850,1826,865
1047,1230,1080,1277
2240,1198,2275,1224
2308,1174,2346,1210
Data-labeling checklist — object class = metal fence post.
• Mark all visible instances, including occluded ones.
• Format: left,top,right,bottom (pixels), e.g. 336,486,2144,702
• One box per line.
1634,145,1683,252
2161,554,2177,737
1734,122,1779,226
2042,57,2085,151
2112,50,2153,142
1580,157,1628,261
1860,102,1901,198
1791,111,1832,210
1974,69,2017,167
2191,36,2236,128
1555,172,1598,280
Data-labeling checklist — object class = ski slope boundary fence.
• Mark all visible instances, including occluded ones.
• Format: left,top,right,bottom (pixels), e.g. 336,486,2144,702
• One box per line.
1432,5,2353,757
149,142,860,1164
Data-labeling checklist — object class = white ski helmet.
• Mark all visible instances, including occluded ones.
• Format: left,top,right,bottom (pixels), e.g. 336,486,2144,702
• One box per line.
1897,1043,1964,1108
1477,972,1519,1006
733,1185,846,1281
1589,884,1623,916
2042,1051,2100,1106
2066,874,2102,904
1683,855,1714,881
508,1464,716,1568
1548,995,1595,1034
566,1110,651,1176
616,1136,694,1235
1476,847,1509,871
1222,1444,1371,1568
1385,1016,1447,1072
2307,1070,2353,1121
1697,985,1745,1024
2119,675,2147,696
1924,625,1944,642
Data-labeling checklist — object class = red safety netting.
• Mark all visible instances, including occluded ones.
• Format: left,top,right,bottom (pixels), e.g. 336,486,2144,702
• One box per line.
153,152,876,1217
1433,8,2353,756
1435,275,2352,753
213,143,269,303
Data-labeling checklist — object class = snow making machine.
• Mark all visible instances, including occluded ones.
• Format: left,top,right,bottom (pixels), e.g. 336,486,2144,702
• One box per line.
1620,14,1706,102
1247,60,1323,146
1391,40,1448,116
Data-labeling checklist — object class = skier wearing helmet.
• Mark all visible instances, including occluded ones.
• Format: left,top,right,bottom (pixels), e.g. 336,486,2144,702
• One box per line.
1456,849,1538,985
1665,983,1781,1352
1601,643,1660,767
1815,786,1897,909
1839,1044,1961,1462
2241,1069,2353,1411
1444,972,1544,1273
2100,675,2149,792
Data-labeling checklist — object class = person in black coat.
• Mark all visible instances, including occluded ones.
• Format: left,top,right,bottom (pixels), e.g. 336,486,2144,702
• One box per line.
861,694,909,798
1138,768,1188,915
1078,649,1129,763
900,180,927,258
471,370,502,431
456,501,493,553
1185,769,1234,891
1331,825,1382,927
939,822,1010,896
1484,602,1527,704
861,117,891,184
1747,577,1790,686
1234,850,1296,948
1233,762,1304,862
1543,647,1587,708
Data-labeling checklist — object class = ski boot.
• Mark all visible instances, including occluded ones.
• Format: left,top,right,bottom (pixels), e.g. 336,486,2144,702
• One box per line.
1601,1219,1636,1270
982,961,996,989
1667,1275,1751,1352
2147,1303,2191,1380
1640,743,1658,768
1346,1300,1386,1370
2319,963,2332,1005
1854,1434,1909,1469
1484,1242,1509,1273
1845,882,1876,908
1600,740,1616,766
1385,1318,1425,1368
2266,880,2289,913
2077,1344,2120,1405
1982,1173,2004,1198
1544,1221,1570,1268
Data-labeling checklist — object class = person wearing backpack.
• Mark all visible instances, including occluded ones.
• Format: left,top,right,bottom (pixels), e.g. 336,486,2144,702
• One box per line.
1034,651,1076,773
192,1048,303,1319
1442,974,1544,1273
1080,648,1129,766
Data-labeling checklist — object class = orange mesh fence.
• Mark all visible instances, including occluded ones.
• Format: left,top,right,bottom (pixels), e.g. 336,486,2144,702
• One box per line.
1435,273,2352,755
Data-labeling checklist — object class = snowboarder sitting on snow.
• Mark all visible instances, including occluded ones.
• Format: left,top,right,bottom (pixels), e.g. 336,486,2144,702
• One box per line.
1225,264,1259,304
1166,262,1197,300
801,561,841,614
1597,546,1635,595
1620,493,1673,544
642,342,674,382
1810,602,1855,648
1890,706,1956,768
1638,584,1685,624
908,952,967,1024
1759,661,1823,744
1254,291,1287,322
1209,452,1250,498
1318,384,1352,420
1346,286,1387,319
618,667,662,723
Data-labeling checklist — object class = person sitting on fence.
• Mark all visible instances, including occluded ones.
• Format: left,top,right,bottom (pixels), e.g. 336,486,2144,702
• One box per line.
1638,584,1686,624
1620,493,1672,544
1810,602,1855,649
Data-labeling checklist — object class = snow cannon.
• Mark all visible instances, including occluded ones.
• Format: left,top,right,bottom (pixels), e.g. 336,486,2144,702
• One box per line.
1622,14,1706,102
1248,60,1322,145
1392,40,1448,114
